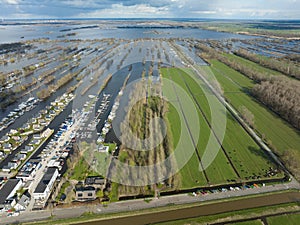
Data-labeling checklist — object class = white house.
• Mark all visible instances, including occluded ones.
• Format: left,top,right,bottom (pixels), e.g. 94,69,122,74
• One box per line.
0,179,22,210
33,167,58,200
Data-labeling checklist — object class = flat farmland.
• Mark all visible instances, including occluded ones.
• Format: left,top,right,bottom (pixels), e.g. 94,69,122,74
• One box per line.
161,67,284,189
206,60,300,154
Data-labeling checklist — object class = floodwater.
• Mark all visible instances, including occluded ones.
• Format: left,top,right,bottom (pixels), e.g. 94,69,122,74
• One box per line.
81,192,300,225
0,21,255,44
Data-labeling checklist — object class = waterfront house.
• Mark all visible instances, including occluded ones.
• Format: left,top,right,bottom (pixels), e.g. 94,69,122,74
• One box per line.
33,124,41,131
33,167,58,201
45,114,52,121
21,145,33,154
13,153,27,161
7,161,18,170
75,185,96,202
85,176,105,187
0,135,9,144
3,143,12,152
30,139,40,146
16,160,40,182
38,119,47,126
9,129,18,135
0,179,22,210
12,136,21,141
33,134,41,140
49,110,56,116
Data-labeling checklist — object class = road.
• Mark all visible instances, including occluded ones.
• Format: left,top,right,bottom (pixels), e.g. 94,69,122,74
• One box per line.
26,110,84,211
2,45,299,224
1,182,300,225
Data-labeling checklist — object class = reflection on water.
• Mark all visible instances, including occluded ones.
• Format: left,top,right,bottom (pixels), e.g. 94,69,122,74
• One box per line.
0,21,255,44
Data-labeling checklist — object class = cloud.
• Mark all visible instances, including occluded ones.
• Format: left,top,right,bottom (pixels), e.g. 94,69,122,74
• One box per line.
1,0,19,4
0,0,299,19
78,3,170,18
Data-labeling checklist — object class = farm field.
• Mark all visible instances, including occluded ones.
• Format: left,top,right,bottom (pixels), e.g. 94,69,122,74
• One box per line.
205,60,300,155
161,67,284,189
222,53,283,77
267,213,300,225
228,220,263,225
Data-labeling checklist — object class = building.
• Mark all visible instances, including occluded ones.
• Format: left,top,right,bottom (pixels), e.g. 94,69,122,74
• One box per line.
33,167,58,200
3,143,12,152
2,161,19,172
30,139,41,146
16,160,41,182
14,191,30,211
0,179,22,210
85,176,105,187
0,135,9,144
33,134,41,139
75,186,96,202
21,145,33,154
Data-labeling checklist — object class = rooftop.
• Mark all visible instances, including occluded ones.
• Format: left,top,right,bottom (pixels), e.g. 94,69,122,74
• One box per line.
0,179,21,204
34,167,57,194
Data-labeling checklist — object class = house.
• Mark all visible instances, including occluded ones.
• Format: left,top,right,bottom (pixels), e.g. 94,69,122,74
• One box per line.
16,160,40,182
0,135,9,144
30,118,37,124
3,143,12,152
33,134,41,140
33,167,58,200
21,123,31,130
0,179,22,210
85,176,105,187
14,191,30,212
13,153,27,162
33,124,41,131
30,139,40,146
49,110,56,116
21,145,33,154
12,136,21,141
98,145,109,153
75,186,96,202
45,115,52,121
9,129,18,135
38,119,47,126
7,161,18,170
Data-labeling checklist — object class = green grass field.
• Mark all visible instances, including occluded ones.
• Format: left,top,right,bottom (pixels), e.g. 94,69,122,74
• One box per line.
162,71,208,188
228,220,263,225
161,67,282,188
267,213,300,225
222,53,283,77
207,60,300,155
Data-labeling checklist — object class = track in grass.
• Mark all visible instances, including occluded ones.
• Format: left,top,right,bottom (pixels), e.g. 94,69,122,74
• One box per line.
161,67,284,187
208,60,300,154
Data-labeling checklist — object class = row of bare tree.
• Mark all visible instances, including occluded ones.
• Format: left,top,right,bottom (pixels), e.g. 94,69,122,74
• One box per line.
234,49,300,80
252,76,300,129
196,43,300,130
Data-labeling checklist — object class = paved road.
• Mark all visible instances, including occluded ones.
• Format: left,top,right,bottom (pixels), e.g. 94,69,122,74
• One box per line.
26,111,84,211
1,178,299,225
2,47,299,224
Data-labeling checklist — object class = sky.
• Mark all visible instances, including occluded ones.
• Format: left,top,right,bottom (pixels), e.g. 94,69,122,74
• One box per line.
0,0,299,19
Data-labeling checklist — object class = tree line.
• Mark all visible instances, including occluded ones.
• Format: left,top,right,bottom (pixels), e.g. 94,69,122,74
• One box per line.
196,43,300,130
234,49,300,80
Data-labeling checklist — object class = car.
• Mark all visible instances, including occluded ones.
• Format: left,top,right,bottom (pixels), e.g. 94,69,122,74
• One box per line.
60,193,67,201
